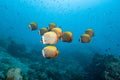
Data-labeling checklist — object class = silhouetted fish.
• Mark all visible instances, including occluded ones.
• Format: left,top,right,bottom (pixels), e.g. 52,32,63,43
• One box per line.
116,44,120,47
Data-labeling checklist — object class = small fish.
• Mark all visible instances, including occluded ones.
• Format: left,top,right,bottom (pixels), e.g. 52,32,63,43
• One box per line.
116,44,120,47
4,5,8,10
105,48,111,52
108,48,111,50
105,49,108,52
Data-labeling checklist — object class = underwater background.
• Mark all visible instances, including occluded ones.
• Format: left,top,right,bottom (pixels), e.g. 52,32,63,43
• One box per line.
0,0,120,80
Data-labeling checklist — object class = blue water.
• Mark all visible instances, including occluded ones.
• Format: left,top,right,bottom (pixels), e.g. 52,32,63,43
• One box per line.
0,0,120,80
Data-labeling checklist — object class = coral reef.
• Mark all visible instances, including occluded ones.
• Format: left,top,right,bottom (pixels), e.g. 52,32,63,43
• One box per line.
85,53,120,80
7,40,26,57
0,39,85,80
0,39,8,49
0,47,29,80
0,38,120,80
6,68,22,80
105,56,120,80
28,58,85,80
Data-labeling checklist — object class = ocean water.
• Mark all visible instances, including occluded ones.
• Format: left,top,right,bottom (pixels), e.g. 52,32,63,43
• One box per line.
0,0,120,80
